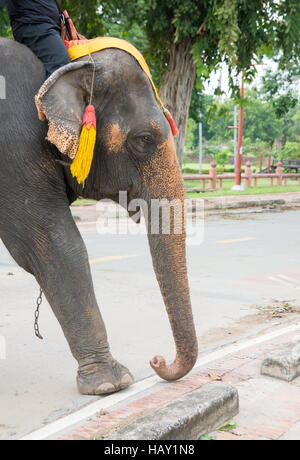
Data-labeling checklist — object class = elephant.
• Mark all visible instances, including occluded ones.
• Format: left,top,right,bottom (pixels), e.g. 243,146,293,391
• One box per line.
0,37,198,395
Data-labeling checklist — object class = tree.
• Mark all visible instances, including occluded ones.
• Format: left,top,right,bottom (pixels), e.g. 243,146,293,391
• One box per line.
60,0,105,37
216,149,230,167
0,2,11,37
243,91,283,146
261,67,299,117
286,109,300,143
2,1,300,162
103,1,300,162
281,142,300,160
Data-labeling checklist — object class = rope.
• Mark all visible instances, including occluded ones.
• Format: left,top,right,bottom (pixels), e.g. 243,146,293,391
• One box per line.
88,54,96,105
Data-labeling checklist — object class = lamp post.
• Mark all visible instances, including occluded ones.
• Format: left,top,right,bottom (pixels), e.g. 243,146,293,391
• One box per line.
233,106,238,166
228,106,238,168
198,121,203,174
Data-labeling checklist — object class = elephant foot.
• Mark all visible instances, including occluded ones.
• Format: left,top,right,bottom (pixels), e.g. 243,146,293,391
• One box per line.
77,358,134,395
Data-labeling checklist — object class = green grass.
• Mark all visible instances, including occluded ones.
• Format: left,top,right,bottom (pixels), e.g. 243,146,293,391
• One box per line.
185,178,300,198
182,163,239,175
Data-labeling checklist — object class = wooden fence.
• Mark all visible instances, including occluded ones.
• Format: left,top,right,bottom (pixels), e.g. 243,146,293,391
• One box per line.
184,161,300,192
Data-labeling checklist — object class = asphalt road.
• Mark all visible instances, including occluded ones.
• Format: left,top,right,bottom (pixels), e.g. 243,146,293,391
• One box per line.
1,208,300,439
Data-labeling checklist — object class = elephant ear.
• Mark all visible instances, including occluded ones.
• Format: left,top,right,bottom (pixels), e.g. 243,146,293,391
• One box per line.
35,61,93,159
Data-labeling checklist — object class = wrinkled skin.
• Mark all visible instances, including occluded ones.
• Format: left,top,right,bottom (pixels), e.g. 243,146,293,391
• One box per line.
0,38,198,395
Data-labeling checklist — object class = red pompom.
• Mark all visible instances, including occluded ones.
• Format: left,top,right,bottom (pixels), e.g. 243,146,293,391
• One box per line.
82,105,96,130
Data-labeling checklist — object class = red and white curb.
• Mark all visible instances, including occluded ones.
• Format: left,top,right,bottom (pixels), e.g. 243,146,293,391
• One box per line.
21,323,300,441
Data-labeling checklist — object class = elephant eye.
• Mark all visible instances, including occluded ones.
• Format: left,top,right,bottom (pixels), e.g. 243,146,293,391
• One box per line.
127,131,157,160
137,133,154,145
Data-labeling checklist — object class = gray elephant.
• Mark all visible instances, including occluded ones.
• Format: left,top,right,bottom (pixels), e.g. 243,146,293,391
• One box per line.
0,37,198,395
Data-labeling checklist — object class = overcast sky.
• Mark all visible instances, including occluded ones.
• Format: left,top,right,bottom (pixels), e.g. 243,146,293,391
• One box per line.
205,59,278,96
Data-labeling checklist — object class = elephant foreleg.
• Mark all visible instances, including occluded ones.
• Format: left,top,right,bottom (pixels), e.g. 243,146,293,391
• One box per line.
1,204,133,395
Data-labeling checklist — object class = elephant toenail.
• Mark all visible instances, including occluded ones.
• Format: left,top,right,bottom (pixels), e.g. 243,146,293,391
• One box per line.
119,374,134,389
95,382,116,395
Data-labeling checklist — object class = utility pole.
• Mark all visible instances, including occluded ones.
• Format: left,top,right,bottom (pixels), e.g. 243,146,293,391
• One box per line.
233,106,238,167
232,73,245,191
198,121,203,174
228,107,238,168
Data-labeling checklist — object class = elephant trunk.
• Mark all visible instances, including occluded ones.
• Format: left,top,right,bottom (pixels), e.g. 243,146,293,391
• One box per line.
147,229,198,381
141,136,198,381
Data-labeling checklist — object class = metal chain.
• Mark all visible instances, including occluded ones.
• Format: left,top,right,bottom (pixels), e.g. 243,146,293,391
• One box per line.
34,288,44,340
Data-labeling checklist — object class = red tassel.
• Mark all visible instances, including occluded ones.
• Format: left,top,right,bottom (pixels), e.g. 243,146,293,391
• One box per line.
164,109,179,137
82,105,97,129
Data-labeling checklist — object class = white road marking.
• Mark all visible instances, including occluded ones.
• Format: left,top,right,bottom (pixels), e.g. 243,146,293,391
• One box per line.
77,221,99,226
21,376,161,441
21,322,300,441
268,275,300,289
216,237,256,244
268,276,293,287
276,275,300,288
89,254,139,264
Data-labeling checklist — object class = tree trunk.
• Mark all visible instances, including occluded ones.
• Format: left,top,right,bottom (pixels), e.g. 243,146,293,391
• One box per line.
159,38,196,164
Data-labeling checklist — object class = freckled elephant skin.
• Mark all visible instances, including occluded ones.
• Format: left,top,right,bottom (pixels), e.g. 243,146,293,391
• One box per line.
0,38,198,394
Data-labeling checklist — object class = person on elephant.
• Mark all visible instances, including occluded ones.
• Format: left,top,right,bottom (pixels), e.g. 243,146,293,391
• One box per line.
3,0,70,78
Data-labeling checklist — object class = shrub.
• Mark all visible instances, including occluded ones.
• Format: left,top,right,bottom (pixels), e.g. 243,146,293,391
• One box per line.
280,142,300,160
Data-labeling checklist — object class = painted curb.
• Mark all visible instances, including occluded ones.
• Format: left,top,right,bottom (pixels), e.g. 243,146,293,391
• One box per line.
261,341,300,382
106,383,239,441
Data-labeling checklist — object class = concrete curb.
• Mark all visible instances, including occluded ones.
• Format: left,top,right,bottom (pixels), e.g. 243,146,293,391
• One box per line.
206,198,286,211
261,341,300,382
106,384,239,441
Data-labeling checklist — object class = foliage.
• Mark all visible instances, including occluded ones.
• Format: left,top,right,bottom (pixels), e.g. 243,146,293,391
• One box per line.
216,149,230,167
101,0,300,91
185,118,198,153
1,1,300,86
60,0,106,38
1,0,300,160
274,0,300,65
185,89,295,155
217,419,237,432
261,67,299,117
285,109,300,143
242,139,270,157
243,91,283,146
199,434,215,441
280,142,300,160
0,3,11,37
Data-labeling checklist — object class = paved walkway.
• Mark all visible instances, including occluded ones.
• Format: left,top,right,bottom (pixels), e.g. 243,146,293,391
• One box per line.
71,191,300,222
204,191,300,210
51,322,300,440
205,192,300,208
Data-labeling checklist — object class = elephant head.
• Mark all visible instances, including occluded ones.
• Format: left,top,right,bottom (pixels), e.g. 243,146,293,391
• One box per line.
35,49,198,381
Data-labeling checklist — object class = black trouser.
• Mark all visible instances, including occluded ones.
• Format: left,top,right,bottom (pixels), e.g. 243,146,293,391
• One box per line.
13,22,70,78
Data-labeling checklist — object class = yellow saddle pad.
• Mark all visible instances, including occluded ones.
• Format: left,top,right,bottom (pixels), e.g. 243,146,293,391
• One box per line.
66,37,164,108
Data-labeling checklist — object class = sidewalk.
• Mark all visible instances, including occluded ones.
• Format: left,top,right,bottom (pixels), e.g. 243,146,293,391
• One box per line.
204,191,300,212
71,192,300,222
28,321,300,441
